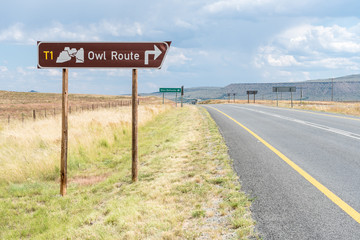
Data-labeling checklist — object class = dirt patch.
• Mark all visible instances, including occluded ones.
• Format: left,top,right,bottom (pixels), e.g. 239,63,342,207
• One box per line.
71,173,111,186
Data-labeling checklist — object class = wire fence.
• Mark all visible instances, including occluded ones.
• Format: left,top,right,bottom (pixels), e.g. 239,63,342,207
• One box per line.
1,98,158,126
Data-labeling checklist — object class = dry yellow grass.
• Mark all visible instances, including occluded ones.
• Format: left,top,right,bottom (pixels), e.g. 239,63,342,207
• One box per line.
0,105,258,239
257,100,360,116
295,101,360,116
0,90,165,123
0,105,170,183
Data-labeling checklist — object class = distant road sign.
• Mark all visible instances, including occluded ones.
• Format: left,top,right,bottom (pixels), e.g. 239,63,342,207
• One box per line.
273,87,296,92
159,88,181,93
38,41,171,69
247,90,258,94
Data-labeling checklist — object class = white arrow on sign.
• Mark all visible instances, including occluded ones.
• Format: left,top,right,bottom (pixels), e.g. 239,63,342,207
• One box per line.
144,45,162,65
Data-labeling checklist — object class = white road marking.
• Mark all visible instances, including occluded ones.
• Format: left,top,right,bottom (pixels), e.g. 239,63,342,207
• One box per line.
232,106,360,141
249,104,360,121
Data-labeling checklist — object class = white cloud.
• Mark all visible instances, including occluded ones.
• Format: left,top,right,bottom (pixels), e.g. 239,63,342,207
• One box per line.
255,23,360,72
306,57,360,70
267,55,298,67
255,46,299,67
106,69,129,77
144,82,159,91
167,47,192,65
174,19,196,30
278,24,360,53
46,69,61,77
0,23,24,42
260,69,314,83
0,66,8,72
203,0,317,14
0,20,144,45
90,20,143,37
88,68,129,77
16,67,28,76
204,0,272,13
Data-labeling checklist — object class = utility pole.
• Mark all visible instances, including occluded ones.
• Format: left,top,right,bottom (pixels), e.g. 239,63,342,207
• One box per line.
331,78,334,101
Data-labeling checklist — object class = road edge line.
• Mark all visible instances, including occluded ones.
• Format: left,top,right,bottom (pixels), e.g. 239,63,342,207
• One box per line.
209,106,360,224
252,104,360,122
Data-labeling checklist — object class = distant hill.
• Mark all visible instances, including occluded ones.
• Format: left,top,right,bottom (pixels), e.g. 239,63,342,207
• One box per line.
146,74,360,102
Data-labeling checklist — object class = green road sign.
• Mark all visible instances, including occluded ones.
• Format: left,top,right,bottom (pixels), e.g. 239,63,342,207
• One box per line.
273,87,296,92
159,88,181,92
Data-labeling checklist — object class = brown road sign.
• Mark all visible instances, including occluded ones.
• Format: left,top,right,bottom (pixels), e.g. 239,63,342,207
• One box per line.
37,41,171,69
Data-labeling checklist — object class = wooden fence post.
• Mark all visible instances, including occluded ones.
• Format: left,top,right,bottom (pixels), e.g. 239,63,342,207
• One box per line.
33,110,36,121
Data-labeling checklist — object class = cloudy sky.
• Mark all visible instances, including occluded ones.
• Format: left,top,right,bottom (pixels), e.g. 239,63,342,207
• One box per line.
1,0,360,94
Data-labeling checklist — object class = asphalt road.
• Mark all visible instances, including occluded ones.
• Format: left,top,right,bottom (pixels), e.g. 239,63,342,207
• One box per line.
203,104,360,239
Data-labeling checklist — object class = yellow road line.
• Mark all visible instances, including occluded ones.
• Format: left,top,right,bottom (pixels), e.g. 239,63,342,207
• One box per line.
209,106,360,224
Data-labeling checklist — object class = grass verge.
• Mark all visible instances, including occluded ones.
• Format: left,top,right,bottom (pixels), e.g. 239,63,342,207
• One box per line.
0,106,258,239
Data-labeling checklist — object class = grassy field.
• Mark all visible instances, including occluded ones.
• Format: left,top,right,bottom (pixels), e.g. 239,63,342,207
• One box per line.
0,91,170,123
0,102,258,239
200,99,360,117
0,105,166,183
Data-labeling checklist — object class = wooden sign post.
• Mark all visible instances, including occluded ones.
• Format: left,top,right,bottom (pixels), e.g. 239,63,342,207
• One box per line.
132,69,138,182
38,41,171,195
246,91,258,104
60,68,69,196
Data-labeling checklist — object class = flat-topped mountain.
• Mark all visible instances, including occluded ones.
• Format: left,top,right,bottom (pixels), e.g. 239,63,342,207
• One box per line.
148,74,360,102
